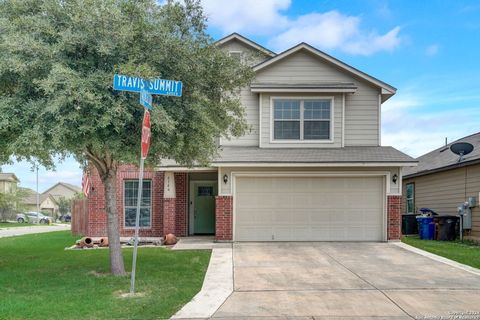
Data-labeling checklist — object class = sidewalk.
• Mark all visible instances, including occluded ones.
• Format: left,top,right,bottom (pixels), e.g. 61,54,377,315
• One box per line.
0,224,70,238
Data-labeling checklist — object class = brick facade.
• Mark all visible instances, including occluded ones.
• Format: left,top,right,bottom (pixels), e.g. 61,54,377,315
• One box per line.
85,167,402,241
174,173,188,237
86,165,187,238
387,195,402,240
215,196,233,241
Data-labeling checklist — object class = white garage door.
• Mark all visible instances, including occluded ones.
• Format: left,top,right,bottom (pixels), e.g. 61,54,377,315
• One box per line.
235,176,384,241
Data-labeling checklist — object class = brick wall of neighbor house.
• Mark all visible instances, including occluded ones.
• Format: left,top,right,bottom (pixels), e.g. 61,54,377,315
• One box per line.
387,195,402,240
215,196,233,241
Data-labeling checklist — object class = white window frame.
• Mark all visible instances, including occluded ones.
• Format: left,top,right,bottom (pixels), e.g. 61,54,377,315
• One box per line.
123,179,153,229
269,96,334,144
406,183,415,214
228,50,243,62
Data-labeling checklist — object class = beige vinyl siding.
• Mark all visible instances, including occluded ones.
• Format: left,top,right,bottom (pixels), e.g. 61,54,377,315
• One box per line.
254,50,381,147
219,38,271,66
218,38,270,147
220,87,259,146
260,92,342,147
344,83,380,146
402,164,480,240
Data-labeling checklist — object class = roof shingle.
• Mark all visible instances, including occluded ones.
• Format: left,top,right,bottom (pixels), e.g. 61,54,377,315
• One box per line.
403,131,480,178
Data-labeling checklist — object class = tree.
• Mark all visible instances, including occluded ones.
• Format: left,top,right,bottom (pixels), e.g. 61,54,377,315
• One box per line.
0,188,27,222
57,196,71,216
0,0,254,275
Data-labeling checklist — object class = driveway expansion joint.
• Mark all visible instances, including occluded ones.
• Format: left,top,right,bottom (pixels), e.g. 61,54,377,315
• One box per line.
316,247,416,320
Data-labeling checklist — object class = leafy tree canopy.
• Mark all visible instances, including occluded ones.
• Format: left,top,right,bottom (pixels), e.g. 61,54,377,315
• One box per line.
0,0,254,173
0,0,254,275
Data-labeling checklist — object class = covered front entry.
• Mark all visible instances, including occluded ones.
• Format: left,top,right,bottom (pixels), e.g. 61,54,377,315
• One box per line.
189,180,217,235
234,176,385,241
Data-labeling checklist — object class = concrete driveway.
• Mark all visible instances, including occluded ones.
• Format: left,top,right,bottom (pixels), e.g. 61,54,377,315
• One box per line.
213,242,480,319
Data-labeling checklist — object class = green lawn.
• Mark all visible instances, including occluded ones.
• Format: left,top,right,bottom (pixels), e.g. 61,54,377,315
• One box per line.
0,231,211,320
402,236,480,269
0,222,40,228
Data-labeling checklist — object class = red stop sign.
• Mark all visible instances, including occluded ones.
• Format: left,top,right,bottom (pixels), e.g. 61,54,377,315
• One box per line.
141,110,151,159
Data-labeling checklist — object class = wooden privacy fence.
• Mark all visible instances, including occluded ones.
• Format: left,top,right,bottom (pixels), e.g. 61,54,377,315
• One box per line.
71,198,88,236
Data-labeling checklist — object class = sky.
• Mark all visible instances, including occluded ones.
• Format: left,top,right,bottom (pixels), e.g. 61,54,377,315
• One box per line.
2,0,480,190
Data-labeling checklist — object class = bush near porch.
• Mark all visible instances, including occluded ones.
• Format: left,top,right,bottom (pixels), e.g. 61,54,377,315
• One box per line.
0,231,210,320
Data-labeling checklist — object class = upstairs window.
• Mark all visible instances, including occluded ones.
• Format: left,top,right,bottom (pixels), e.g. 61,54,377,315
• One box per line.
273,98,332,141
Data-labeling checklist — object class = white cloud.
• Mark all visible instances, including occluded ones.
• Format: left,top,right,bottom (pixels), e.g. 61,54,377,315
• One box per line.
381,91,480,157
425,44,439,56
269,11,401,54
201,0,290,35
202,1,402,55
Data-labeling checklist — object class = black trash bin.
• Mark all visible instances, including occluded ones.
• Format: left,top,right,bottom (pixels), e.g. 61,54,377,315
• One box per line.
435,215,459,241
402,214,420,235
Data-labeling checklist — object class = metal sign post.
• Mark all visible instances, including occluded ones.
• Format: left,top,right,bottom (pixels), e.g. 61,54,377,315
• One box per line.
130,110,150,294
112,74,182,294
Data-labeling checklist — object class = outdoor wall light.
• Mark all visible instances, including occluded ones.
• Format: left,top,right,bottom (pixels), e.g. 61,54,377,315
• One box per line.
392,174,398,184
223,174,228,184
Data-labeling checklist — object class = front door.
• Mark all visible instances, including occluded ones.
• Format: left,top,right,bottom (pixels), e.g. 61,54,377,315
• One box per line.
193,182,217,234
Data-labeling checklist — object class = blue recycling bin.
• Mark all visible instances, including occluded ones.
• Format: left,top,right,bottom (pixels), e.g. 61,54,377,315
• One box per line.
416,216,435,240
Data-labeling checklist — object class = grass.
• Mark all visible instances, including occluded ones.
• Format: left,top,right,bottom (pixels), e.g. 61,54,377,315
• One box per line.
0,222,41,228
402,236,480,269
0,231,211,320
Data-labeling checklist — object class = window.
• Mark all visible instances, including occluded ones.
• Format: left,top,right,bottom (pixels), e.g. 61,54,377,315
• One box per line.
198,186,214,196
273,98,332,141
229,51,242,62
406,183,415,213
124,180,152,228
273,100,300,139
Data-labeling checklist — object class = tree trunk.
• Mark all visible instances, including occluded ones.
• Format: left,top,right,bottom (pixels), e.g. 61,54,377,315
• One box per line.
103,171,127,276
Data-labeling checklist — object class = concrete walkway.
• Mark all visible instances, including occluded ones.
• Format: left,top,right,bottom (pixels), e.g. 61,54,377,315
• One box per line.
0,224,70,238
171,245,233,319
212,242,480,319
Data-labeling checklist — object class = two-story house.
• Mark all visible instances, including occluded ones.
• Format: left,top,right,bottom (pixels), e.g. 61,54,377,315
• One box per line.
83,33,416,242
0,173,19,194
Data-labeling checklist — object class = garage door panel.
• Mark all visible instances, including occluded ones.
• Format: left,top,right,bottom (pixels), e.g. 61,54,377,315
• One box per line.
273,209,293,224
235,176,384,241
292,195,312,208
271,194,293,208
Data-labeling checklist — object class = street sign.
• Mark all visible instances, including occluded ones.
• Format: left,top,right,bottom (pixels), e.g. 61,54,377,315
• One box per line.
140,90,153,110
112,73,183,295
113,74,183,97
141,110,151,160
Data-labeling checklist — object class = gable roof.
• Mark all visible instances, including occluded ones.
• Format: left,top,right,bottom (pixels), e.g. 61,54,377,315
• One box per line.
42,182,82,195
403,131,480,178
19,188,50,205
216,33,277,57
252,43,397,102
0,173,19,182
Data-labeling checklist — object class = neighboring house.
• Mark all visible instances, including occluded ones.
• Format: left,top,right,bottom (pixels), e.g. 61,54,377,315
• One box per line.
82,33,416,242
21,182,81,215
42,182,82,205
21,188,57,214
402,132,480,241
0,173,19,194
